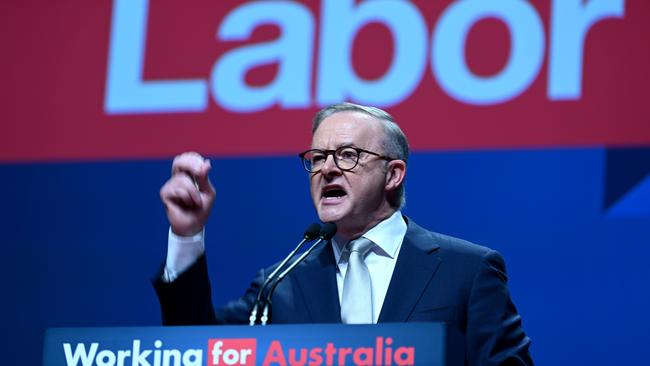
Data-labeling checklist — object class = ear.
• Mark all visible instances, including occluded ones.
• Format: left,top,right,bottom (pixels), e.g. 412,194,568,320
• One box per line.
384,160,406,192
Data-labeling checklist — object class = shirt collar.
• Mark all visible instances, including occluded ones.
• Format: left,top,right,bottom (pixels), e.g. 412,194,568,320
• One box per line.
331,210,407,263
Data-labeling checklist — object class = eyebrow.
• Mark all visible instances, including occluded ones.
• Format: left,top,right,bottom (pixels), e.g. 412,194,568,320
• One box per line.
311,142,358,150
338,142,356,148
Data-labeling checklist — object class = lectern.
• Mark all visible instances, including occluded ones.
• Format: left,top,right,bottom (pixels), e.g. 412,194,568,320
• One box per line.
43,322,464,365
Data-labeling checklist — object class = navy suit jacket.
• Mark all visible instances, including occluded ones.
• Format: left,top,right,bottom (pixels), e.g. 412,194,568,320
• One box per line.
154,218,533,365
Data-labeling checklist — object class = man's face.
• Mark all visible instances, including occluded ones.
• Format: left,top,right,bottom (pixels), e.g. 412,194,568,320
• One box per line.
309,111,396,239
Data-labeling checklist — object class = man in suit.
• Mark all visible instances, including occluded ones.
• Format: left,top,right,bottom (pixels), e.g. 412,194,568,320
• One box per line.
154,103,533,365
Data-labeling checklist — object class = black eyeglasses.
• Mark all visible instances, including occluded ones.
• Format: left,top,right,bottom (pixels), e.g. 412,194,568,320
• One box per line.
299,146,393,173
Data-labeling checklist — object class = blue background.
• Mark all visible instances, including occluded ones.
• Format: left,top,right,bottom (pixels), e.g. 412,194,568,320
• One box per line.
2,148,649,365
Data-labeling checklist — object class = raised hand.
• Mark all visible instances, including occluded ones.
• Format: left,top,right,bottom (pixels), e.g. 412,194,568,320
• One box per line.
160,152,216,236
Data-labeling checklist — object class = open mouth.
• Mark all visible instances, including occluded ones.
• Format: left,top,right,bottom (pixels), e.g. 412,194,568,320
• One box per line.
322,185,347,200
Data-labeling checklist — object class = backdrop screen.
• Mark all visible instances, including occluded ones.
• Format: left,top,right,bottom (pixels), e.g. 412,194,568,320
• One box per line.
2,1,649,365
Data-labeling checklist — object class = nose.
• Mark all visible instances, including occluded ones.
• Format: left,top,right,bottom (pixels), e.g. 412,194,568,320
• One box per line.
319,154,342,177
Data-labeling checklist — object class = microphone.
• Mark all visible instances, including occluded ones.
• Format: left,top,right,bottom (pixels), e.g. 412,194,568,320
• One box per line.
248,223,321,326
260,222,337,325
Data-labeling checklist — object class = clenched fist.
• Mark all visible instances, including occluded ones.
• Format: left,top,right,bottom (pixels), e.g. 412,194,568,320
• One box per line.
160,152,216,236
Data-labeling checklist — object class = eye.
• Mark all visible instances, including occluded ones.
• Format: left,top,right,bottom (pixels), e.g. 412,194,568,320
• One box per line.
338,148,358,161
310,153,326,165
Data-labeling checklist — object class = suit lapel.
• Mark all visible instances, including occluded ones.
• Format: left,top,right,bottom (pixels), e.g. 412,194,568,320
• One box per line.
378,221,442,322
292,242,342,323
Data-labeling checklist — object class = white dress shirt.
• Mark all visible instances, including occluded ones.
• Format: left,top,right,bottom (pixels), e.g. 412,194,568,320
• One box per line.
163,228,205,282
331,210,407,323
164,211,408,324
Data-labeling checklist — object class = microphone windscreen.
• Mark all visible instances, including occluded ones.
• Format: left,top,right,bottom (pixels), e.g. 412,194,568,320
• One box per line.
303,223,322,240
319,222,338,239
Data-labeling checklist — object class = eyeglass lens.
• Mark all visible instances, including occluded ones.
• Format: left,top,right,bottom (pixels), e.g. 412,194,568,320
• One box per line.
303,147,360,172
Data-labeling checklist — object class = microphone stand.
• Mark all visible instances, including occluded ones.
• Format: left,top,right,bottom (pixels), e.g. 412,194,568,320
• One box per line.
248,223,321,325
260,223,337,325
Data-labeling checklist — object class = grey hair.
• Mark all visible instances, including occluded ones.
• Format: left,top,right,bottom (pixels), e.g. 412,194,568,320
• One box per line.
312,102,409,209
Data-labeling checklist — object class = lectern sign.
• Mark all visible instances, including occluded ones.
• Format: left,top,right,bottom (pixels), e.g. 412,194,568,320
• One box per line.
208,338,257,365
43,323,463,366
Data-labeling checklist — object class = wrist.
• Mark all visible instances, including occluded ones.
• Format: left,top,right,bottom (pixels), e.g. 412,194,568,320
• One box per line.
170,225,204,237
170,227,205,241
165,227,205,280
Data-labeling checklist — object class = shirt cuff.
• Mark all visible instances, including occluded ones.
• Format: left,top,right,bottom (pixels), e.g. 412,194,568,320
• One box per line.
163,227,205,282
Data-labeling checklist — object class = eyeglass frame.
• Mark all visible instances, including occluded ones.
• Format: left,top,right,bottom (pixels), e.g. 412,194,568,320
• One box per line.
298,146,395,173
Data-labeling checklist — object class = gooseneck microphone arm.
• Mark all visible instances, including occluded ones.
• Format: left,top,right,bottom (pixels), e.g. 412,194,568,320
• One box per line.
260,222,338,325
248,223,321,326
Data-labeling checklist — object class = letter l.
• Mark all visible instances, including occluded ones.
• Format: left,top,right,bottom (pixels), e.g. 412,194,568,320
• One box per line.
105,0,207,114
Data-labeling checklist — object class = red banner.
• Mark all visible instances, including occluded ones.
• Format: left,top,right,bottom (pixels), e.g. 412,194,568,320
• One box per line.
2,0,648,162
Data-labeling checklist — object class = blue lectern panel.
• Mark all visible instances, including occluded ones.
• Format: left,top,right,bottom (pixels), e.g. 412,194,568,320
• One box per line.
43,323,462,366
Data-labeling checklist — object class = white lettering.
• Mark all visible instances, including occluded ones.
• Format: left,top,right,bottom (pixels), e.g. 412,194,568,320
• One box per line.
211,341,222,365
132,340,152,366
317,0,427,107
222,349,238,365
62,340,197,366
104,0,626,113
117,351,131,366
105,0,207,114
162,349,181,366
432,0,545,105
181,349,202,366
211,1,314,112
239,349,251,364
549,0,625,99
96,350,116,366
64,342,99,366
210,341,252,365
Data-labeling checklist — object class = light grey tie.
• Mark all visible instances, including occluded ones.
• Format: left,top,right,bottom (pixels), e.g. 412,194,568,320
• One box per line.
341,237,374,324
